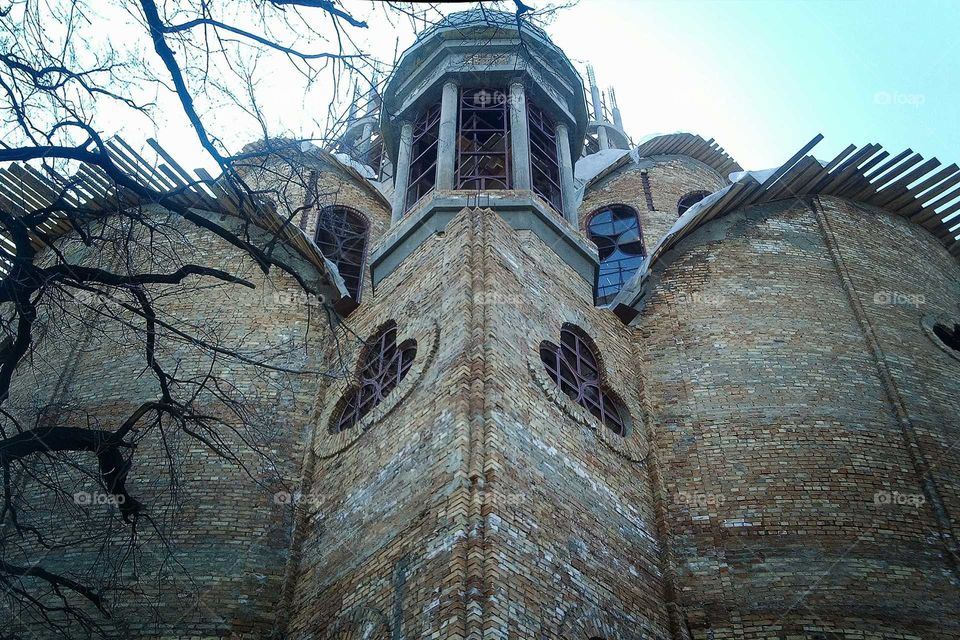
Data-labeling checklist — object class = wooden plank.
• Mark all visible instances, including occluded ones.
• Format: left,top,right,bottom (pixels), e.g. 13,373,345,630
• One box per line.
194,167,242,213
757,134,825,195
112,137,178,191
924,201,960,232
886,165,958,212
813,144,883,195
834,150,891,197
849,151,922,201
910,180,960,222
0,169,49,215
869,157,941,208
817,144,858,176
758,157,823,203
10,164,61,206
147,138,199,185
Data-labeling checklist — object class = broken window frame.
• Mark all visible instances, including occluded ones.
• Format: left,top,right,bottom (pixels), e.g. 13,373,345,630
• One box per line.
314,205,369,304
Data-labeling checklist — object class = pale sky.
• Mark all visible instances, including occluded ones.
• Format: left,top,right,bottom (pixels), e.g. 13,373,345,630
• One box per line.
85,0,958,202
547,0,959,170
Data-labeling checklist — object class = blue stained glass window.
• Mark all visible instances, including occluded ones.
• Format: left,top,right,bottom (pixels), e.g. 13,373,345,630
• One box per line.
587,205,645,306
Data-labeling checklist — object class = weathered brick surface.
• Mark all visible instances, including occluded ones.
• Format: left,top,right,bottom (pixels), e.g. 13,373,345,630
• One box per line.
7,146,959,640
580,155,727,251
5,157,389,639
635,195,960,639
290,207,671,639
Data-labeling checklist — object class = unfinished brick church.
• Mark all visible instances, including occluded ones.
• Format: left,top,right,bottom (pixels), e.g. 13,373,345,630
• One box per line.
6,9,960,640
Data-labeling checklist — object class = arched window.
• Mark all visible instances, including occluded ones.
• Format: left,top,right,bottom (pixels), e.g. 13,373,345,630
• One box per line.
314,206,369,303
677,190,711,216
331,321,417,433
540,326,628,437
586,205,645,306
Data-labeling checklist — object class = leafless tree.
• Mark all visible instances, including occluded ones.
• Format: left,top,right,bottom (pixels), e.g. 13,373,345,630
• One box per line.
0,0,569,636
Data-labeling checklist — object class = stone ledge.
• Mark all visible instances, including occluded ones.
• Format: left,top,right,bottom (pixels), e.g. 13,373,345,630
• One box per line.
369,190,599,286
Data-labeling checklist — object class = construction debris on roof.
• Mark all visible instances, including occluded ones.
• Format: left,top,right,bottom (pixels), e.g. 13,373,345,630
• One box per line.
614,133,960,318
633,133,743,177
0,136,340,291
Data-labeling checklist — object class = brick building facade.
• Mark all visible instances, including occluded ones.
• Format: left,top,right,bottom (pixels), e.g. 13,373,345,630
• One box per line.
6,9,959,640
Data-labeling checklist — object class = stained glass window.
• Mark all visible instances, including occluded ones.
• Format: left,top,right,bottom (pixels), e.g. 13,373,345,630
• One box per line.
587,205,645,306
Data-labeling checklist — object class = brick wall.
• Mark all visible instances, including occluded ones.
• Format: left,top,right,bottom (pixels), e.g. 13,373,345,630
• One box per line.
635,195,960,639
580,155,727,252
7,147,959,640
289,207,674,639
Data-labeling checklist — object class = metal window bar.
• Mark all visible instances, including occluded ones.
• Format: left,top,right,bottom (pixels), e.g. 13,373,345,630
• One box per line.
406,102,441,211
333,322,417,433
527,100,564,213
587,205,645,305
539,327,627,436
457,88,511,190
314,206,369,303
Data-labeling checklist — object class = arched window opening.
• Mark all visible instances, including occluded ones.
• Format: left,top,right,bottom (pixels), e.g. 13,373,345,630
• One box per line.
407,102,441,211
331,321,417,433
677,190,711,216
540,326,628,437
314,206,369,303
457,88,511,190
586,205,644,306
934,322,960,352
527,99,563,213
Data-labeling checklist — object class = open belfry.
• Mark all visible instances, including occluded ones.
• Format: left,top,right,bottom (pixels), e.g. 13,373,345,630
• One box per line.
3,9,960,640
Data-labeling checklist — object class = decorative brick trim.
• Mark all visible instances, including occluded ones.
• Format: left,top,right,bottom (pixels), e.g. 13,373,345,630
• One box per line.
463,206,494,639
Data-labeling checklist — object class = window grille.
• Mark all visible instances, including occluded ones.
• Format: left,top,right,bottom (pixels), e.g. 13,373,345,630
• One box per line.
407,102,441,211
586,205,645,306
540,326,628,436
331,322,417,433
527,99,563,213
457,88,511,190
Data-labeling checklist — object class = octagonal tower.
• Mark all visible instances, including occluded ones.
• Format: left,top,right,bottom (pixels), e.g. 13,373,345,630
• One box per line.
371,9,598,287
285,10,673,639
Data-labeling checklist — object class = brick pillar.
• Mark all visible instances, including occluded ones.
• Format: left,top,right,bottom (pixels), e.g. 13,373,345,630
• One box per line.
556,122,578,227
391,121,414,224
436,81,459,190
509,82,531,190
